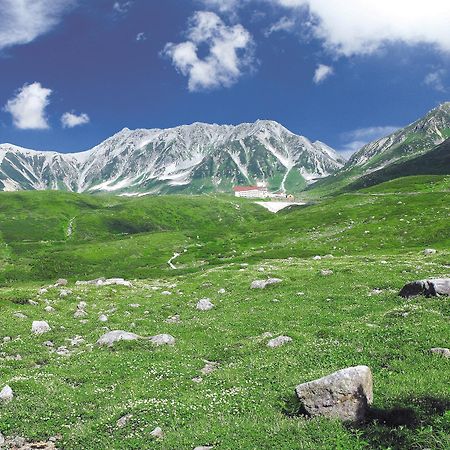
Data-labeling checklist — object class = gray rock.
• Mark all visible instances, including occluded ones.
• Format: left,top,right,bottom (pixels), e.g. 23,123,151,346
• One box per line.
150,427,164,439
201,361,219,375
97,330,141,347
0,385,13,403
0,431,4,446
218,288,226,294
430,347,450,358
423,248,437,255
320,269,333,276
267,335,292,348
13,312,27,319
149,334,175,346
117,413,132,428
295,365,373,422
194,447,214,450
55,278,68,286
399,278,450,298
250,278,282,289
196,298,214,311
165,314,181,324
59,289,72,297
31,320,51,335
44,305,55,313
74,309,87,318
98,314,108,322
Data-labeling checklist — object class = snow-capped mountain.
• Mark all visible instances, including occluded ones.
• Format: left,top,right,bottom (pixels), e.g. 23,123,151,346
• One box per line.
0,120,345,194
346,102,450,172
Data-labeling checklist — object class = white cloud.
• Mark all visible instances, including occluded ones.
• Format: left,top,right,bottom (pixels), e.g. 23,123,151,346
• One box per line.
113,1,133,14
61,112,90,128
339,125,399,157
272,0,450,56
424,69,447,92
198,0,242,14
136,32,147,42
264,16,296,37
313,64,333,84
4,82,52,130
163,11,255,92
0,0,75,51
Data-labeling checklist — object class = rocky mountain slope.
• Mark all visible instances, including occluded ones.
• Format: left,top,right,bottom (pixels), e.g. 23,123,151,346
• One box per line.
0,121,345,195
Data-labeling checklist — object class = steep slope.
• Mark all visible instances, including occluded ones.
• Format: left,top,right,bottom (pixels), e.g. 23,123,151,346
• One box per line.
307,102,450,197
0,121,344,194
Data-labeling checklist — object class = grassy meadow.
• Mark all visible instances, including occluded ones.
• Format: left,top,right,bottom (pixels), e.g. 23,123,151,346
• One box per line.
0,175,449,449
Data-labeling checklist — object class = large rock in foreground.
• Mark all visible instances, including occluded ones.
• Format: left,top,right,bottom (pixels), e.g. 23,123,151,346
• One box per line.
295,366,373,422
97,330,141,346
399,278,450,298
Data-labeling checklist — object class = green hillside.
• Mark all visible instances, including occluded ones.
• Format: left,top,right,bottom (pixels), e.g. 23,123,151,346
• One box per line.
0,177,449,449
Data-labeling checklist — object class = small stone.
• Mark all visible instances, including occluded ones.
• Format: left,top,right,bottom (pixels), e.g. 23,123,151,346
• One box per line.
0,385,13,403
196,298,214,311
267,335,292,348
55,278,68,286
13,312,27,319
149,334,175,346
39,288,48,295
192,376,203,383
295,365,373,422
98,314,108,322
165,315,181,324
320,269,333,276
74,309,87,318
3,336,11,343
32,320,51,335
430,347,450,358
29,300,38,305
56,346,71,356
201,361,219,375
312,255,322,260
60,289,72,298
43,341,54,347
194,446,214,450
44,305,55,313
218,288,226,294
250,278,282,289
68,336,84,346
78,301,87,309
0,432,4,446
117,413,133,428
423,248,437,255
129,303,140,308
97,330,141,347
150,427,164,439
161,291,172,295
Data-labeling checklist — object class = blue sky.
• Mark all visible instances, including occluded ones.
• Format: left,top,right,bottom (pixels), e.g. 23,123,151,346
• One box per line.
0,0,449,157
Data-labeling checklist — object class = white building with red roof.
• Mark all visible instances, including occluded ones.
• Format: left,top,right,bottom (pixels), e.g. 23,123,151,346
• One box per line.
233,182,269,198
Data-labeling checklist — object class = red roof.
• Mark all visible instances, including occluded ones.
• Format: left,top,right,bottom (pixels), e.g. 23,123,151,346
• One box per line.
233,186,263,192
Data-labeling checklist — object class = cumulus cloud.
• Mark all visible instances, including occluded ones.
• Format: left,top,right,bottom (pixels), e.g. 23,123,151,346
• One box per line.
0,0,75,51
4,82,52,130
339,125,399,157
313,64,333,84
264,16,296,37
136,32,147,42
272,0,450,56
163,11,255,92
198,0,243,15
61,112,90,128
424,69,447,92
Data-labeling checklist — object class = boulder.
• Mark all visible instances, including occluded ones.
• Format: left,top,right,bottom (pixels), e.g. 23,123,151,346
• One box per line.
55,278,68,286
250,278,282,289
267,335,292,348
430,347,450,358
0,385,13,403
150,427,164,439
97,330,141,346
196,298,214,311
149,334,175,346
31,320,51,335
399,278,450,298
295,365,373,422
423,248,437,255
117,413,132,428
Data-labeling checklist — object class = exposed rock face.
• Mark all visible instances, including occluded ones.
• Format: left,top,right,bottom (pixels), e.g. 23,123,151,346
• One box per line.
267,335,292,348
97,330,141,346
399,278,450,298
295,366,373,422
250,278,282,289
31,321,51,335
149,334,176,346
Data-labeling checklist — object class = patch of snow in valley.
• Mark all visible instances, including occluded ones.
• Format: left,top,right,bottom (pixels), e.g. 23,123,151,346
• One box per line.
255,201,306,213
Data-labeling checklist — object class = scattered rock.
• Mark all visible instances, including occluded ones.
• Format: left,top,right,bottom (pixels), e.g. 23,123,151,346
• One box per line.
192,376,203,383
3,336,11,343
430,347,450,358
399,278,450,298
250,278,282,289
43,341,54,347
194,446,214,450
31,321,51,335
312,255,322,260
116,413,133,428
196,298,214,311
14,312,27,319
218,288,226,294
165,315,181,324
55,278,68,286
201,361,219,375
150,427,164,439
295,365,373,422
423,248,437,255
320,269,333,276
55,346,71,356
38,288,48,295
149,334,175,346
44,305,55,313
97,330,141,347
59,289,72,298
98,314,108,322
68,336,84,346
29,300,39,306
74,309,87,319
76,278,132,287
161,291,172,296
0,385,13,403
267,335,292,348
0,432,4,446
129,303,140,308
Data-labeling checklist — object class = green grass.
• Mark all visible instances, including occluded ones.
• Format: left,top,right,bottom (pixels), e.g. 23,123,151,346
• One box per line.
0,176,449,449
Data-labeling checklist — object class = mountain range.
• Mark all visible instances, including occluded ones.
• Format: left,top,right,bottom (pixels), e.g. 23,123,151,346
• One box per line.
0,103,449,195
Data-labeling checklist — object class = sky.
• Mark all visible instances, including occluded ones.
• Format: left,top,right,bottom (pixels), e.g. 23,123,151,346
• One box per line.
0,0,449,158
